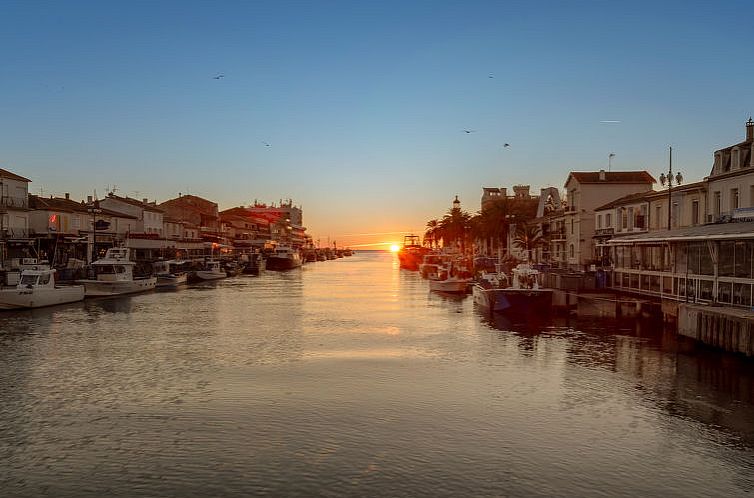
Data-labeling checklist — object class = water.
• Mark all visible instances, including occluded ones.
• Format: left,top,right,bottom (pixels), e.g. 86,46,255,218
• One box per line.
1,251,753,496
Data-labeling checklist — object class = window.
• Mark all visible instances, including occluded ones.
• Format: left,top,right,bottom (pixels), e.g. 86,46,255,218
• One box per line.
691,200,699,225
569,244,574,258
597,214,602,229
656,205,662,228
750,185,754,207
621,209,628,230
714,191,721,218
672,202,679,228
606,213,612,228
570,219,574,235
731,188,739,211
628,207,634,229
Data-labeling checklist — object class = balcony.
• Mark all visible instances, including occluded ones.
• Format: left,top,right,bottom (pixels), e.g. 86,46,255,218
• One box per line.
594,228,614,237
0,196,29,209
0,227,30,239
550,229,567,241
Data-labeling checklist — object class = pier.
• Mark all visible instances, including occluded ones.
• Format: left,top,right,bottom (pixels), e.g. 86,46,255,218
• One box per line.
679,304,754,357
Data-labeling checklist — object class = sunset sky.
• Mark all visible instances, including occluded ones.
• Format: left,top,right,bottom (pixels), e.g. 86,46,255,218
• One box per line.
2,1,753,249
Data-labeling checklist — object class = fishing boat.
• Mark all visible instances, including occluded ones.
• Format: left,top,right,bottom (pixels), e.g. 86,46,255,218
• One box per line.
77,248,157,297
153,260,189,288
473,263,552,314
0,265,85,309
266,245,302,271
428,260,472,293
191,259,227,281
397,234,429,270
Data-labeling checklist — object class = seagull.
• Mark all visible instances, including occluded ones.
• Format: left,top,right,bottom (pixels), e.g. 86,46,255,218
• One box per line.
463,129,476,134
262,141,271,147
503,143,510,148
488,73,494,79
213,74,225,80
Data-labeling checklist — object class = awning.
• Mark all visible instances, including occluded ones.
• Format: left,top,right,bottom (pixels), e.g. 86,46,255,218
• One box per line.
607,221,754,245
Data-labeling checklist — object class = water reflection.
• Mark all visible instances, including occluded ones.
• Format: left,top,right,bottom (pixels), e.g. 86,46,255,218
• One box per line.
482,312,754,447
0,251,752,496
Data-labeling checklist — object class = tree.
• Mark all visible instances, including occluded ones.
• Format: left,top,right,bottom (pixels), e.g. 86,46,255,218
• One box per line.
438,206,472,252
512,223,544,262
424,219,439,248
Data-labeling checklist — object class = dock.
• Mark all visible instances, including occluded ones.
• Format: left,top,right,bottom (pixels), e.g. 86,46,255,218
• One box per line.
678,304,754,357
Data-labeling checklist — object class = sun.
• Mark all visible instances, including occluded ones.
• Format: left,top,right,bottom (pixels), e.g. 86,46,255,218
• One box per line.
389,244,400,253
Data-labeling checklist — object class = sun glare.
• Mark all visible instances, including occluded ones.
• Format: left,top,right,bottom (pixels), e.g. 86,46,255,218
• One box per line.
389,244,400,253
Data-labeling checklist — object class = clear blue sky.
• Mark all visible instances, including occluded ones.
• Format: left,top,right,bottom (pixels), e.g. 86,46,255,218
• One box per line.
1,0,752,248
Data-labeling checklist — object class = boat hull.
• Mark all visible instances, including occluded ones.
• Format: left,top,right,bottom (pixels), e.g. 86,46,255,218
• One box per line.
473,285,553,314
156,274,188,288
0,286,86,309
191,271,227,282
266,255,302,271
429,278,470,293
78,277,157,297
242,256,266,275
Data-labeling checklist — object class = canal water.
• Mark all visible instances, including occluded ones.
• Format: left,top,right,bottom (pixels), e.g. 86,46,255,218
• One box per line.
1,251,753,496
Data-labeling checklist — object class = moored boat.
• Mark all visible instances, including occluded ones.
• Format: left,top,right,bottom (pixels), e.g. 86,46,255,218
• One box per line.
397,235,429,270
266,245,302,271
77,248,157,297
473,263,552,314
191,259,227,281
153,260,189,288
0,265,85,309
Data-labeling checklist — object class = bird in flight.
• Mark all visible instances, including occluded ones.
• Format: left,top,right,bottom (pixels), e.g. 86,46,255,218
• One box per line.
462,129,476,134
488,73,494,79
262,141,271,147
213,74,225,80
503,143,510,148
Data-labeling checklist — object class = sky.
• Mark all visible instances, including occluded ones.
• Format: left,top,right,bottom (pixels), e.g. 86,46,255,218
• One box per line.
1,0,753,249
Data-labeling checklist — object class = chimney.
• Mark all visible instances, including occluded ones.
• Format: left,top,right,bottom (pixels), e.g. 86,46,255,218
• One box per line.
747,117,753,141
87,195,93,203
65,193,70,200
599,169,606,181
143,198,148,204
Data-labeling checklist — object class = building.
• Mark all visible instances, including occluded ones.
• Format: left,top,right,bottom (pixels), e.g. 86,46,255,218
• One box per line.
607,120,754,310
158,194,221,243
563,170,655,270
99,192,164,236
243,200,306,248
707,118,754,222
0,168,32,266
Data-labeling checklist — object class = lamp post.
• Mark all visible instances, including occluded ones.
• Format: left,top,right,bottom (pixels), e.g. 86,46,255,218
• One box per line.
659,146,682,230
608,153,615,171
87,202,102,262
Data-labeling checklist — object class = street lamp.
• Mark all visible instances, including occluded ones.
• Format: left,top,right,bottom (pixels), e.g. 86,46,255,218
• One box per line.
659,146,682,230
87,202,102,262
608,153,615,171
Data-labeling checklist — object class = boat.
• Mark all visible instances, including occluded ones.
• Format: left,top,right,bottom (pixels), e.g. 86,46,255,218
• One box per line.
241,252,266,275
473,263,552,314
397,235,430,270
0,264,85,309
266,245,302,271
77,248,157,297
190,259,227,281
419,253,453,279
428,260,471,293
153,260,189,288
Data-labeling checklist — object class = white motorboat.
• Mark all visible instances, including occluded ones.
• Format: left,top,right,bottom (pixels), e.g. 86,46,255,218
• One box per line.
428,261,471,294
153,260,189,288
191,259,227,281
473,263,552,314
0,265,85,309
77,248,157,296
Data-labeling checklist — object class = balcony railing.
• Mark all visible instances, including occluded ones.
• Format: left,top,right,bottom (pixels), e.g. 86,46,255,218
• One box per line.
0,227,30,239
0,196,29,209
594,228,614,237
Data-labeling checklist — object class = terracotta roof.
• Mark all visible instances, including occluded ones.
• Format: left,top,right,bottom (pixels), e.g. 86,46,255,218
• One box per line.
566,171,656,186
594,191,652,211
0,168,31,183
29,195,89,213
105,193,164,212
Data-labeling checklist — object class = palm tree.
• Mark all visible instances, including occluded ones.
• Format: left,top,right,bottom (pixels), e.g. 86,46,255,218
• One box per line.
425,219,439,248
439,206,472,252
512,223,544,262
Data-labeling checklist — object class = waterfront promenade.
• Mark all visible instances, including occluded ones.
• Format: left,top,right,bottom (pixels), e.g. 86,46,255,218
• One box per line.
1,251,752,496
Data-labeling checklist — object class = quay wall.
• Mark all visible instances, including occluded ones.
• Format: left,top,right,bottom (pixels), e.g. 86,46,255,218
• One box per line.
679,304,754,357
